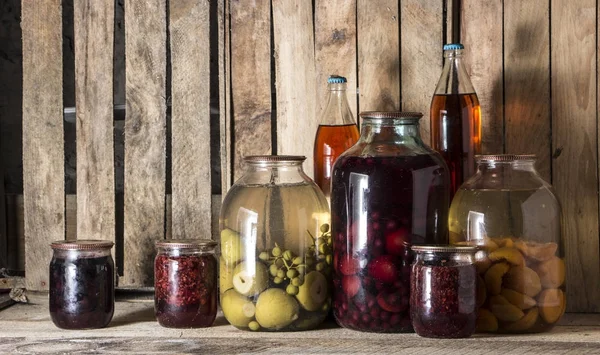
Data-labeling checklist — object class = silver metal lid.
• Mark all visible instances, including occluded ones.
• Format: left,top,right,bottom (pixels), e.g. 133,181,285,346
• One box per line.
359,111,423,119
475,154,536,162
155,239,217,249
243,155,306,163
51,239,114,250
411,245,478,254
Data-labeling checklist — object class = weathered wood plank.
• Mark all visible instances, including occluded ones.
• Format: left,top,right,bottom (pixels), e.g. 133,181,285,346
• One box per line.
169,0,212,240
230,0,272,182
123,0,167,286
357,0,400,111
552,0,600,312
504,0,551,181
461,0,503,153
21,0,65,291
219,0,231,193
74,0,115,244
401,0,443,145
272,0,317,177
314,0,357,117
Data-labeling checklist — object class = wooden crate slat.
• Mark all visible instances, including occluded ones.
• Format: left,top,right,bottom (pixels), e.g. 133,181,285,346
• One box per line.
504,0,551,180
21,0,65,290
400,0,443,145
122,0,167,286
314,0,357,117
169,0,212,240
272,0,317,177
552,0,600,312
74,0,116,244
230,0,272,182
219,0,232,194
461,0,503,153
357,0,400,111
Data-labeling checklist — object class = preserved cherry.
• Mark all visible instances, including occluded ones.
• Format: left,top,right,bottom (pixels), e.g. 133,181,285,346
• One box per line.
49,240,115,329
331,112,450,333
154,240,218,328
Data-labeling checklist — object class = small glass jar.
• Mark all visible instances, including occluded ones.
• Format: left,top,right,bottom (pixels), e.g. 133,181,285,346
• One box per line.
154,240,218,328
49,240,115,329
449,154,565,333
410,245,478,338
220,155,331,332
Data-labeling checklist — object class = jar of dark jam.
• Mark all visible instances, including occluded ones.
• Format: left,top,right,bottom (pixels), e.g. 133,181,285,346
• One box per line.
49,240,115,329
410,245,477,338
331,111,450,333
154,240,218,328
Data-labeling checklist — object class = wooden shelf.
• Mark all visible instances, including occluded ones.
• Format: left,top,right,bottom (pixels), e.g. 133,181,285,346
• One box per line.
1,293,599,353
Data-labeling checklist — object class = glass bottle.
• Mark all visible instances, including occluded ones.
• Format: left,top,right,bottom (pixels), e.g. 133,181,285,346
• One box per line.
330,111,450,333
449,155,565,333
49,240,114,329
313,75,360,202
154,240,218,328
410,245,478,338
219,155,331,331
430,43,481,199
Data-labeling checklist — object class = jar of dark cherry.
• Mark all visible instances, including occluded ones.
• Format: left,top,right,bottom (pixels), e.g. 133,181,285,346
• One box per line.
49,240,115,329
154,240,218,328
410,245,477,338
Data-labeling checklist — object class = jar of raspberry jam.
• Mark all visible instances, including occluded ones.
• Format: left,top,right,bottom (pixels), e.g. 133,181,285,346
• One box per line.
154,240,218,328
49,240,115,329
410,245,478,338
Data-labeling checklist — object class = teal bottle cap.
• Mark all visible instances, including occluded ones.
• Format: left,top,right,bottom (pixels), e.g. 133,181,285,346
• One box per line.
443,43,464,50
328,75,347,84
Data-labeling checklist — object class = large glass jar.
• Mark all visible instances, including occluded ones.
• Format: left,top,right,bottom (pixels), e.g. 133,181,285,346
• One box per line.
219,155,331,332
49,240,114,329
449,154,565,333
154,240,218,328
331,111,450,333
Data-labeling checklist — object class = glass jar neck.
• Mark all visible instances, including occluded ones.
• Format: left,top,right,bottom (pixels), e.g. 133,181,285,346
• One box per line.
243,161,308,185
156,246,215,256
359,118,422,144
52,248,112,259
320,82,354,126
415,251,475,265
435,49,476,95
477,160,537,174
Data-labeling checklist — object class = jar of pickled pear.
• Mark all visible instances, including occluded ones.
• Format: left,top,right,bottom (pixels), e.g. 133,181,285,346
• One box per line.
449,154,565,333
219,155,331,331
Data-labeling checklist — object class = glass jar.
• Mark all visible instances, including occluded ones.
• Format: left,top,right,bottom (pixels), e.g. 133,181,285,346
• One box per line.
330,111,450,333
154,240,218,328
410,245,478,338
449,154,565,333
219,155,331,332
49,240,114,329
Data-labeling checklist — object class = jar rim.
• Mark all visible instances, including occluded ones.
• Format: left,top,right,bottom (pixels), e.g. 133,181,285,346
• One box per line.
243,155,306,164
411,245,478,254
51,239,114,250
476,154,536,162
359,111,423,120
155,239,217,249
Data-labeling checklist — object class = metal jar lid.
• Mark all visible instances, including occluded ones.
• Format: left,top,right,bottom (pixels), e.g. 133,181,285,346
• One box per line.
51,239,114,250
359,111,423,120
155,239,217,250
475,154,536,162
411,245,478,254
243,155,306,163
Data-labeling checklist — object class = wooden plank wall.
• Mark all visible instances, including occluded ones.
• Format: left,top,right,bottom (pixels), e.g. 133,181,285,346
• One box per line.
13,0,600,312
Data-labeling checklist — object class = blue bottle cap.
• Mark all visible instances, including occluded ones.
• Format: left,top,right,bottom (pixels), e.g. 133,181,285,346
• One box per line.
443,43,464,50
328,75,347,84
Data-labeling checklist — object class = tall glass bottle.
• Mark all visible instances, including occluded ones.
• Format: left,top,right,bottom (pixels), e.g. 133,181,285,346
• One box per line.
430,43,481,198
314,75,360,202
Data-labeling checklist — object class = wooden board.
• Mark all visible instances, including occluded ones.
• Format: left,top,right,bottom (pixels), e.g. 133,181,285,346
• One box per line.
21,0,65,291
219,0,231,193
123,0,167,286
272,0,317,177
551,0,599,312
169,0,212,240
504,0,551,181
314,0,357,117
461,0,503,154
400,0,443,145
230,0,272,182
74,0,116,244
357,0,400,111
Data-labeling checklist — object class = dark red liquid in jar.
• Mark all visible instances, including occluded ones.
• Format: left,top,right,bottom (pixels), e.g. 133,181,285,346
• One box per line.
330,155,449,332
410,262,477,338
314,124,360,198
430,93,481,197
49,255,114,329
154,254,217,328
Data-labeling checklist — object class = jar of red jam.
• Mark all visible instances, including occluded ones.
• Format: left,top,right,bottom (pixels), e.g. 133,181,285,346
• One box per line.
410,245,478,338
331,111,450,333
49,240,115,329
154,240,218,328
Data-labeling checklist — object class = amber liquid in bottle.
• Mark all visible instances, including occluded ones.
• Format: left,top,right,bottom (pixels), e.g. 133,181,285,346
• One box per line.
430,93,481,197
314,123,360,197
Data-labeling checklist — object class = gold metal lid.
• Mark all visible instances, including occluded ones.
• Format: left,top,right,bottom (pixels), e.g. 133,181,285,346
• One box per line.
155,239,217,249
411,245,478,254
51,239,114,250
243,155,306,163
475,154,536,162
359,111,423,119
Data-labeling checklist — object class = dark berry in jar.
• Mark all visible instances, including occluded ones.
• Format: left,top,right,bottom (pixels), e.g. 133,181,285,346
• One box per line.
368,255,399,284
